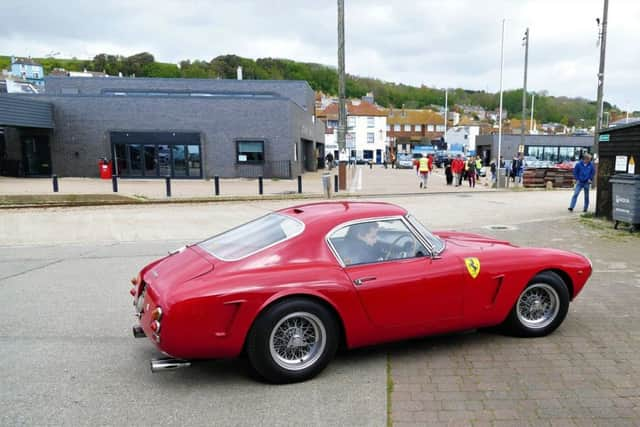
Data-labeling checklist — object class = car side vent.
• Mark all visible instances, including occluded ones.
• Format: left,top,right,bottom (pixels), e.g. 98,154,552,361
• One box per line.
293,208,304,214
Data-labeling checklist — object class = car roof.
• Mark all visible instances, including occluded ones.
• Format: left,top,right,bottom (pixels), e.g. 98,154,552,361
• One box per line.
277,201,407,229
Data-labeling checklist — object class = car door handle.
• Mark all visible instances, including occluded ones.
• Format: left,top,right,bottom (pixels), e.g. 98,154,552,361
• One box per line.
354,276,377,286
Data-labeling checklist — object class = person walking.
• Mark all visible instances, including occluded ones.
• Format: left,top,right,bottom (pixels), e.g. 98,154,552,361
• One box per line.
568,153,595,212
419,154,430,189
451,154,464,187
444,155,453,185
466,156,477,188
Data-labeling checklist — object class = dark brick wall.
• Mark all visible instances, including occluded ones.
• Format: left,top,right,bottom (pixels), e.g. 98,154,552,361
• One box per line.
34,95,305,178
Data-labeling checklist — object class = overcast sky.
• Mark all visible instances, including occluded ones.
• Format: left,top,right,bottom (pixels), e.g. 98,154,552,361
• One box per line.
1,0,638,111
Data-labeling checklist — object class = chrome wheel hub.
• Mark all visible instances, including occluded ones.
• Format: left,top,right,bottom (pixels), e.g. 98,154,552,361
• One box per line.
516,283,559,329
269,312,326,371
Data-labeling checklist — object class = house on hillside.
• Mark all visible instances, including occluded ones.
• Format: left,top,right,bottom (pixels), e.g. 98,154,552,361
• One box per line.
10,57,44,87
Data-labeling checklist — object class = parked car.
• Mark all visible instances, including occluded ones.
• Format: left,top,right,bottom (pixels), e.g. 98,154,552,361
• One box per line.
434,150,449,168
130,202,592,383
397,154,414,169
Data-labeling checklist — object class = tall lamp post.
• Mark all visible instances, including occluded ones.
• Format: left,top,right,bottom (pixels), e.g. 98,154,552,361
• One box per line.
497,19,506,188
521,28,529,151
337,0,347,190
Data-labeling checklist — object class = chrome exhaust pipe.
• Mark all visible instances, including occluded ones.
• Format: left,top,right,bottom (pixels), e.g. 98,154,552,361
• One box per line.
132,325,146,338
150,357,191,373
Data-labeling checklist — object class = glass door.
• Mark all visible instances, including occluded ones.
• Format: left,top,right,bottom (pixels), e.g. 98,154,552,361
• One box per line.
143,145,157,177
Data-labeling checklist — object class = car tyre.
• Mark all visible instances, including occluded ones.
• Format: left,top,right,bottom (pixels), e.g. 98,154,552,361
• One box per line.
246,298,339,384
502,271,570,337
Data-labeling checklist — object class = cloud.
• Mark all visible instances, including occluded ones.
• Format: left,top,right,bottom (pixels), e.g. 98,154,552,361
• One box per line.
0,0,637,109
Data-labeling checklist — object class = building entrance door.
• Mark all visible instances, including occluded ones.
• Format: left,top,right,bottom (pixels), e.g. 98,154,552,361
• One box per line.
21,133,51,176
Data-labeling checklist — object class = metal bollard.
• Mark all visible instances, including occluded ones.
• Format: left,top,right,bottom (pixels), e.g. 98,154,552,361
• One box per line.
334,175,339,193
52,175,59,193
258,176,263,195
112,174,118,193
214,175,220,196
297,175,302,194
165,176,171,197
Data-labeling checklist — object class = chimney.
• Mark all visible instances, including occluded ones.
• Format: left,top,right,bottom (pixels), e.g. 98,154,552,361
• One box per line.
237,66,243,80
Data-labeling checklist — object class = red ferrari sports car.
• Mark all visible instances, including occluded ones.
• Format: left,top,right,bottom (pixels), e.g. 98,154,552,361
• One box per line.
130,201,592,383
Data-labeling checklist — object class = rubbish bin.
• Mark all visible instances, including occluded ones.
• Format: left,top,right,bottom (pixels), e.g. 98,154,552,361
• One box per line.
321,173,332,198
610,174,640,232
99,159,113,180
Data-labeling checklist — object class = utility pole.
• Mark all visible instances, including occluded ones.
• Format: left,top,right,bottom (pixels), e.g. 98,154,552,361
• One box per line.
530,93,535,132
521,28,529,150
337,0,347,190
594,0,609,158
594,0,609,213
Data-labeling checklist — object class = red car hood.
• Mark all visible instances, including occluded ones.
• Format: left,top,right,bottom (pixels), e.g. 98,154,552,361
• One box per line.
435,231,515,250
143,246,214,293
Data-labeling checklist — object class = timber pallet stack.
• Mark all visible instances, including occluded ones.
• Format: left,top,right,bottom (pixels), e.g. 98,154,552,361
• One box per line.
523,168,574,188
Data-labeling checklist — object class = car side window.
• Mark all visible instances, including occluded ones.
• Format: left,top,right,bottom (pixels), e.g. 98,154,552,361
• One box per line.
328,219,428,266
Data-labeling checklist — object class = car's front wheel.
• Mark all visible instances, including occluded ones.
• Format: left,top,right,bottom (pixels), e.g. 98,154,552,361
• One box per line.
246,298,339,383
502,271,570,337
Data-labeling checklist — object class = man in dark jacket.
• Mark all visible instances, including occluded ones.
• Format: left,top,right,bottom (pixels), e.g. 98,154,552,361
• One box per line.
568,153,595,212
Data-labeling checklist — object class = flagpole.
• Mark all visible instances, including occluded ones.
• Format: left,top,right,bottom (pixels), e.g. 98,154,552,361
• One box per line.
497,19,505,188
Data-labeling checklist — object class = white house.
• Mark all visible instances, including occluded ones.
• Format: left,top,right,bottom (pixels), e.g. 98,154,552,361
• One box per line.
444,125,480,152
318,99,388,163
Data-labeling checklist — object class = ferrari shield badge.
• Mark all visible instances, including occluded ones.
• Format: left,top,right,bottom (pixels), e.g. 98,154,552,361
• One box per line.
464,257,481,279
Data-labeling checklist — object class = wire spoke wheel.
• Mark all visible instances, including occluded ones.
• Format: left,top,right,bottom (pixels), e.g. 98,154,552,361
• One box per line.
269,311,326,371
516,283,560,329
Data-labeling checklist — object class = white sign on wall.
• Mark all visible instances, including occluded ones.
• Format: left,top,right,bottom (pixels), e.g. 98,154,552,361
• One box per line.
615,156,628,172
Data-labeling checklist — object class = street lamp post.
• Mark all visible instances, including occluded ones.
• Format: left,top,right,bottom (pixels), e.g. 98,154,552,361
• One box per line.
337,0,347,190
497,19,506,188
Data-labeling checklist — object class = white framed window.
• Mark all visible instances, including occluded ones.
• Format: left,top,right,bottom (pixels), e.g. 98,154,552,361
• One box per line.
367,132,375,144
415,124,422,132
404,124,411,132
393,124,401,132
367,117,375,128
347,117,355,128
436,125,445,132
427,125,435,132
386,124,390,131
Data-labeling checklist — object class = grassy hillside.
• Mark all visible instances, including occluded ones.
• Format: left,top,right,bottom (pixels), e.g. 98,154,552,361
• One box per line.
1,53,624,126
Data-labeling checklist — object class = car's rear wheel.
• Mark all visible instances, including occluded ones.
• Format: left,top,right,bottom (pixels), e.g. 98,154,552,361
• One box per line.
502,271,570,337
246,298,338,384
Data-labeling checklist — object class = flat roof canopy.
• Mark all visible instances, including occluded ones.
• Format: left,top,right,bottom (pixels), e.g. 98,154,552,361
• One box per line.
0,96,54,129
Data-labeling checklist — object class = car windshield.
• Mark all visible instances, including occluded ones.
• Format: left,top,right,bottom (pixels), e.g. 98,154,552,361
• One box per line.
199,213,304,260
405,214,445,254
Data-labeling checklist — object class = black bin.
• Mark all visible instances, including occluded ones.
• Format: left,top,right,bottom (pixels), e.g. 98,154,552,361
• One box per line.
610,174,640,232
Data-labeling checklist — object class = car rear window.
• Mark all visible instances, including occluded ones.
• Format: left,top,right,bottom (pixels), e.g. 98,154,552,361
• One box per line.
198,213,304,260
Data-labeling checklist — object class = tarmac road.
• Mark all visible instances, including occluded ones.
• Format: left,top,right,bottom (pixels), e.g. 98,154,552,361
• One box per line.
2,190,639,426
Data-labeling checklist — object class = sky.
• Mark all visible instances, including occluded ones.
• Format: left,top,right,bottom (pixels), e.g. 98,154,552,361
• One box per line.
1,0,638,111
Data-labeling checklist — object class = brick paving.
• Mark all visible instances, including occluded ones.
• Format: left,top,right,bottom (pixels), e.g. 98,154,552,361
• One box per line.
389,218,640,426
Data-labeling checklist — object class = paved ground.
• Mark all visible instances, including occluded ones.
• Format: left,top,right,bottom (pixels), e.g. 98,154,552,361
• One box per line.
1,191,639,426
0,164,496,200
389,218,640,427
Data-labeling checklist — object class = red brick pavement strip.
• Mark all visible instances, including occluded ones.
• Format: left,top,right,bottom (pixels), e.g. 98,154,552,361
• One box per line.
388,218,640,426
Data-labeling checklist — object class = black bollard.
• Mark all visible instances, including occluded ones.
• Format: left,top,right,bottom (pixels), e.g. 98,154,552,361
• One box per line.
52,175,59,193
214,175,220,196
165,176,171,197
334,175,339,193
297,175,302,194
112,174,118,193
258,176,263,195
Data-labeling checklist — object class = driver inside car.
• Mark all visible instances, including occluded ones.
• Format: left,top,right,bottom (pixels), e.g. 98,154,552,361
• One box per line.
342,222,387,265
